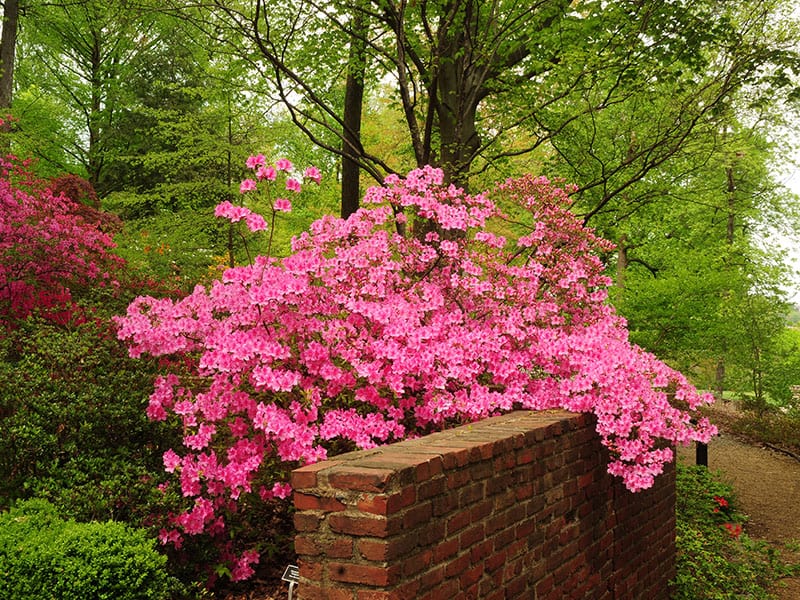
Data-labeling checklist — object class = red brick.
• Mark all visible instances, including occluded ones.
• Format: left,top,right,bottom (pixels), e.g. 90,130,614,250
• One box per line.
327,466,395,492
460,562,484,588
357,535,416,561
469,498,493,521
293,512,322,532
356,486,416,516
327,562,400,586
294,534,321,556
423,445,472,468
447,507,472,535
433,537,459,562
329,513,397,538
294,492,346,512
323,536,355,558
296,583,353,600
292,460,342,490
401,549,432,577
417,476,447,499
298,559,323,581
459,522,485,550
469,538,493,564
359,452,444,483
444,552,471,577
356,581,420,600
485,548,507,573
536,573,555,596
447,468,472,490
420,565,446,591
403,501,433,529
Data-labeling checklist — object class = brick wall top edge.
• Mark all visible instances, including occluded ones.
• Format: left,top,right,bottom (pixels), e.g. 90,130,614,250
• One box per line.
292,410,583,490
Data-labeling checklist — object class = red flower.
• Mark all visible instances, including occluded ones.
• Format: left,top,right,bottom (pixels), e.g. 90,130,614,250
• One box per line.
723,522,742,538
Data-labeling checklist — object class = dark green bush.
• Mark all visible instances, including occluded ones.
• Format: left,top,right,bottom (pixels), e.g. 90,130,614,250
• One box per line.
0,499,178,600
0,317,182,522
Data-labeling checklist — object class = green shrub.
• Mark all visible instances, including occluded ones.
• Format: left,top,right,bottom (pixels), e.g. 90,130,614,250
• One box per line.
673,464,798,599
0,318,182,522
0,499,178,600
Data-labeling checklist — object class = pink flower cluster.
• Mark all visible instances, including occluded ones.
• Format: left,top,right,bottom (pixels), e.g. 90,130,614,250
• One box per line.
117,164,716,579
219,156,319,234
0,155,122,327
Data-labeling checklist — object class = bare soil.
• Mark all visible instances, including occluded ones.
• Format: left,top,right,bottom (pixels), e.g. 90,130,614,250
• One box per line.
678,402,800,599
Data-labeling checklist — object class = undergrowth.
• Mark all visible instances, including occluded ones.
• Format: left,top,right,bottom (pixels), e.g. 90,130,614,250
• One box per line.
673,464,799,599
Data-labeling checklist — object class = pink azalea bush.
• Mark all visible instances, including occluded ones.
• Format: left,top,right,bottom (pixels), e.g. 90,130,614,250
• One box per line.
116,160,716,581
0,156,122,328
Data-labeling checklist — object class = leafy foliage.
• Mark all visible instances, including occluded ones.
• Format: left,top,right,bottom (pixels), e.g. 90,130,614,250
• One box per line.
0,317,182,522
0,499,178,600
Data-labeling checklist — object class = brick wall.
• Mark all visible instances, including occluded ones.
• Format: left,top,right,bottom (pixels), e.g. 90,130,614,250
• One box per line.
291,410,676,600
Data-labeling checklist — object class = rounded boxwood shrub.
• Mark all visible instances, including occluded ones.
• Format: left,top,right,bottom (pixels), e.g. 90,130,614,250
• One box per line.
0,499,177,600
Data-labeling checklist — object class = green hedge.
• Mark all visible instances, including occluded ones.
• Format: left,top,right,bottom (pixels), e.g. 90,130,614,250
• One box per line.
0,499,177,600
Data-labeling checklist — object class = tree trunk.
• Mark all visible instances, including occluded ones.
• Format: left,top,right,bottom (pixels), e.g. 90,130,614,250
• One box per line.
616,234,629,291
715,358,725,401
87,27,104,191
0,0,19,110
715,164,737,402
436,57,479,190
341,12,366,219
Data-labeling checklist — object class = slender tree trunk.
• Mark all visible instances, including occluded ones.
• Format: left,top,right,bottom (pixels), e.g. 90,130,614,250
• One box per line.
226,94,236,268
341,12,366,219
87,28,104,191
0,0,19,152
0,0,18,110
715,164,737,401
616,234,629,291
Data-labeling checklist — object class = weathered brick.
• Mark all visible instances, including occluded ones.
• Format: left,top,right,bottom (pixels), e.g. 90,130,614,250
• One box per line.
356,486,416,516
328,562,400,586
327,466,395,492
357,534,417,562
402,501,433,529
294,492,346,512
294,534,321,556
296,582,353,600
292,460,342,490
289,411,675,600
293,511,322,533
329,513,398,538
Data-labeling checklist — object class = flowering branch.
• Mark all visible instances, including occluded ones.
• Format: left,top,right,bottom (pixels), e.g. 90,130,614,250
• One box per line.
116,162,716,581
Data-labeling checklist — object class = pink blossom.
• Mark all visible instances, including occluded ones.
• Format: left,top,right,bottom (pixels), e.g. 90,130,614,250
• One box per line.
245,154,266,169
303,166,321,184
245,212,268,232
285,177,302,193
239,179,257,193
275,158,293,172
256,165,276,181
273,198,292,212
163,449,182,472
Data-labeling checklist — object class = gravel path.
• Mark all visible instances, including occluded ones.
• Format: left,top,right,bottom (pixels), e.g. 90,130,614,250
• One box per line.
678,426,800,599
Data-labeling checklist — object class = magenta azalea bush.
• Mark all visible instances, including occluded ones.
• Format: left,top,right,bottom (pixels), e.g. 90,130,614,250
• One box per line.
0,156,122,328
116,160,716,580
